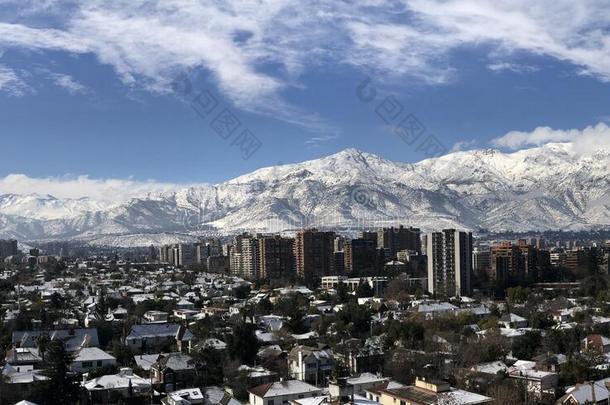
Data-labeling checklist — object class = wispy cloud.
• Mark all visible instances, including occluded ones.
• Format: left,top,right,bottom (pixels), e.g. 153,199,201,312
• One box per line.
0,64,32,96
49,72,89,95
1,1,610,125
487,62,540,74
304,134,340,147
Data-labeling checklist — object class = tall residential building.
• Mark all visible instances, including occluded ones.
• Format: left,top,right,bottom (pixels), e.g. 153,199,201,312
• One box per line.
472,247,491,273
230,233,260,279
158,243,195,267
490,242,524,288
427,229,473,298
259,235,295,280
333,251,345,275
378,226,421,258
0,239,18,258
344,238,378,276
294,229,335,279
177,244,196,267
230,251,244,276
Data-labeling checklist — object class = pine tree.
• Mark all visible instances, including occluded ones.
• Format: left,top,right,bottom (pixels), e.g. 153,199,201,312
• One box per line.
38,341,80,404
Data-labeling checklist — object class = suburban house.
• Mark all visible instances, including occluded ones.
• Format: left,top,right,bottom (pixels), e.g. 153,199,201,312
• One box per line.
71,347,117,373
125,323,195,354
378,377,493,405
151,352,197,393
557,377,610,404
582,334,610,354
83,367,152,403
12,328,100,352
498,313,528,329
288,345,334,386
248,380,322,405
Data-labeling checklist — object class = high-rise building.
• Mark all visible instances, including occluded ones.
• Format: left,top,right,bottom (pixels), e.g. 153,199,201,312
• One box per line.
177,244,196,267
333,251,345,275
259,235,295,280
0,239,18,258
230,233,260,279
472,247,491,274
230,251,244,276
427,229,473,298
294,229,335,279
344,238,378,276
361,231,378,246
207,255,229,273
158,243,195,267
490,242,524,288
378,226,421,258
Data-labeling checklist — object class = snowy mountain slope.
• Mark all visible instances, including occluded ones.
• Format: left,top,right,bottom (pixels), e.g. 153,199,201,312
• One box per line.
0,143,609,245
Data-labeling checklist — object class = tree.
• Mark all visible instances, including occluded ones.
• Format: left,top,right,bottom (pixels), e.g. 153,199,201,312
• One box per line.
386,277,411,308
109,340,133,366
331,358,350,380
226,321,259,365
37,341,80,405
190,347,224,387
511,331,542,360
356,281,374,298
224,361,250,401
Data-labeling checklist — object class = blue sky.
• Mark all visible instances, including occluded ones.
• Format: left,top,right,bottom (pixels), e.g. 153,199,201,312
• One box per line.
1,1,610,197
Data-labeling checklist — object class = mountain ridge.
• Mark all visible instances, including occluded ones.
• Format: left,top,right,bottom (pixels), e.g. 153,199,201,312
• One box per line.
1,142,609,246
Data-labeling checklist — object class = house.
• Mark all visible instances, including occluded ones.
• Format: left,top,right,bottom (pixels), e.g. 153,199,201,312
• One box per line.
83,367,152,404
288,345,334,386
125,323,195,354
12,328,100,351
582,334,610,353
499,313,528,329
248,380,323,405
552,309,571,323
507,362,558,400
378,377,492,405
0,364,48,405
4,347,43,366
71,347,117,373
162,388,205,405
557,377,610,404
162,386,242,405
151,352,196,393
346,373,390,396
238,365,279,387
143,310,169,324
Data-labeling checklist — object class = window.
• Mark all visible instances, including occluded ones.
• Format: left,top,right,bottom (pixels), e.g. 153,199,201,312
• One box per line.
268,401,274,405
97,361,103,367
400,401,406,405
81,361,93,368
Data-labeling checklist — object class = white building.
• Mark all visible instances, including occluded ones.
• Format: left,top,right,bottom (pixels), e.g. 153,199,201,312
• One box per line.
248,380,322,405
71,347,117,373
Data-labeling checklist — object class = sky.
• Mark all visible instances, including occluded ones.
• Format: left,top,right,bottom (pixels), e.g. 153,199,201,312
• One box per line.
1,0,610,199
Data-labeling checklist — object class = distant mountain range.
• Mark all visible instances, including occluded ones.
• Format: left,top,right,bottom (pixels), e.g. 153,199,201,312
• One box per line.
1,143,609,247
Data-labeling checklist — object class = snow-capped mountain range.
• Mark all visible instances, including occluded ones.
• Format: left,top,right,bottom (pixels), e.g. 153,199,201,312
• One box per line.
1,143,609,246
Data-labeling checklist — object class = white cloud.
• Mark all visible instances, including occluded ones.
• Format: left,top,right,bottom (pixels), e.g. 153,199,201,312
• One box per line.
0,64,32,96
0,1,610,124
450,139,477,153
0,173,201,202
487,62,539,74
304,134,340,147
49,72,88,94
491,122,610,155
